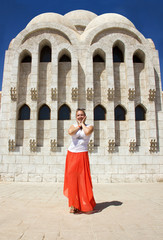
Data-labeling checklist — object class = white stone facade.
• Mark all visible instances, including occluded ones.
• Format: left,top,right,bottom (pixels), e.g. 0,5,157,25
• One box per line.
0,10,163,183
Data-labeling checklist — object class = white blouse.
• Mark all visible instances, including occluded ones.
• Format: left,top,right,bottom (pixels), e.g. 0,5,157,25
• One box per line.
68,124,92,153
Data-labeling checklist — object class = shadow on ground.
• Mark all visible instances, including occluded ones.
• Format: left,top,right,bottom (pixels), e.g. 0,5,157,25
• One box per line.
75,201,123,215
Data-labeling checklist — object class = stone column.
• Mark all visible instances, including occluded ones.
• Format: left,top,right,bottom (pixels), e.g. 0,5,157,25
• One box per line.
85,49,94,148
50,49,58,151
126,50,136,150
106,51,115,151
9,51,19,151
146,58,157,151
30,51,39,149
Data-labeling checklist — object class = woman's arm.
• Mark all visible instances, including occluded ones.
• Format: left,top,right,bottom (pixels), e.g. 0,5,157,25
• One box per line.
68,125,81,136
82,123,94,136
81,116,94,136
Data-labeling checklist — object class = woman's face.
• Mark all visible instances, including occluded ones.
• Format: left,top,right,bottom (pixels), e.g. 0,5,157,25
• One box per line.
76,110,85,123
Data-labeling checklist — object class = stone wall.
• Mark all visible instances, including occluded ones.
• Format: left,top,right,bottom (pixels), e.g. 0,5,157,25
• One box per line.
0,10,163,183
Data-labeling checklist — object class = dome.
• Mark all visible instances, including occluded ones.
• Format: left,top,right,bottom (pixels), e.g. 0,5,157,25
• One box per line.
64,10,97,27
85,13,135,31
26,12,76,31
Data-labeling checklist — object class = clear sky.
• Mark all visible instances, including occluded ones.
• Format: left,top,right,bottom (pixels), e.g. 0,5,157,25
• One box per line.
0,0,163,90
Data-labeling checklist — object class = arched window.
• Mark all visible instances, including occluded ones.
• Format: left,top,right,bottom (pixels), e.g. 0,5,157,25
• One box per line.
21,55,31,63
133,55,142,63
59,54,71,62
40,46,51,62
93,54,104,62
58,104,71,120
18,104,30,120
115,105,126,121
133,50,145,63
113,46,124,62
94,105,106,120
38,104,51,120
135,105,146,121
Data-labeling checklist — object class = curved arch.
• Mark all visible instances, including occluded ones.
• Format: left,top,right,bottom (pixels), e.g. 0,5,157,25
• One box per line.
19,49,32,63
39,40,52,62
94,104,106,120
58,104,71,120
9,23,79,50
133,49,145,63
115,105,126,121
18,104,30,120
93,48,105,62
58,49,71,62
135,104,146,121
113,40,125,62
81,22,146,45
38,104,51,120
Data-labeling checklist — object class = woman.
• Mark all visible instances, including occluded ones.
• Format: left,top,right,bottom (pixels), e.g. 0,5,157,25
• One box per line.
63,108,96,213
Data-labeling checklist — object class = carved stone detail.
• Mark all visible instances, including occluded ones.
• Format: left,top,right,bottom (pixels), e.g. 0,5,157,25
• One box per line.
8,139,16,152
129,140,136,152
31,88,37,100
51,88,57,101
149,139,157,152
30,139,37,152
149,89,156,101
87,88,94,101
50,139,57,152
107,88,115,100
108,139,115,153
72,88,78,101
88,140,94,153
128,88,135,100
10,87,17,101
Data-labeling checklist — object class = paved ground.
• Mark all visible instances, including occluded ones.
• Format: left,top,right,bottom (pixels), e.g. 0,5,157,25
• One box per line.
0,182,163,240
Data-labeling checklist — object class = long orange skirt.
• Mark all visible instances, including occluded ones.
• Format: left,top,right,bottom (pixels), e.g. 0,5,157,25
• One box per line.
63,150,96,212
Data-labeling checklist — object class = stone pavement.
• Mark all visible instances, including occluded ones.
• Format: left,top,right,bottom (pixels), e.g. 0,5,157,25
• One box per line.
0,182,163,240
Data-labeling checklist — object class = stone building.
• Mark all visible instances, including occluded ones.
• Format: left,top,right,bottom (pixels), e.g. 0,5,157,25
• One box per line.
0,10,163,182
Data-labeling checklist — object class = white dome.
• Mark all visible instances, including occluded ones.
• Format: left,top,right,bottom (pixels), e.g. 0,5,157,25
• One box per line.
26,12,76,31
85,13,135,31
64,10,97,27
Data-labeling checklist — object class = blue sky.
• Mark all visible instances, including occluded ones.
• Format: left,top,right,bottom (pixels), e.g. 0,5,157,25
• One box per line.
0,0,163,90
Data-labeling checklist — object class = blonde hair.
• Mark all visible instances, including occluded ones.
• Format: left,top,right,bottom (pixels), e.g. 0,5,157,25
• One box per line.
76,108,86,116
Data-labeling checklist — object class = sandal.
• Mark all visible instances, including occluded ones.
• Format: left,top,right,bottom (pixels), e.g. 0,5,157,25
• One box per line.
70,206,75,213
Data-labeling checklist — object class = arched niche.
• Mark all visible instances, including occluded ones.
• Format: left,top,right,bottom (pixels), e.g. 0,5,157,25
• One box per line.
135,104,146,121
58,104,71,120
38,104,51,120
115,105,126,121
58,49,72,105
112,41,125,63
40,45,51,62
133,49,146,100
93,49,106,102
133,49,145,63
18,104,30,120
94,104,106,120
18,50,32,104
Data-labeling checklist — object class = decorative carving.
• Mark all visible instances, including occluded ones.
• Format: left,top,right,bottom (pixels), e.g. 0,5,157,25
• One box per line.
128,88,135,100
108,139,115,153
107,88,115,100
8,139,16,152
129,140,136,152
88,140,94,153
149,89,156,101
51,88,57,101
30,139,37,152
50,139,57,152
10,87,17,101
31,88,37,100
87,88,94,101
72,88,78,101
149,139,157,152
